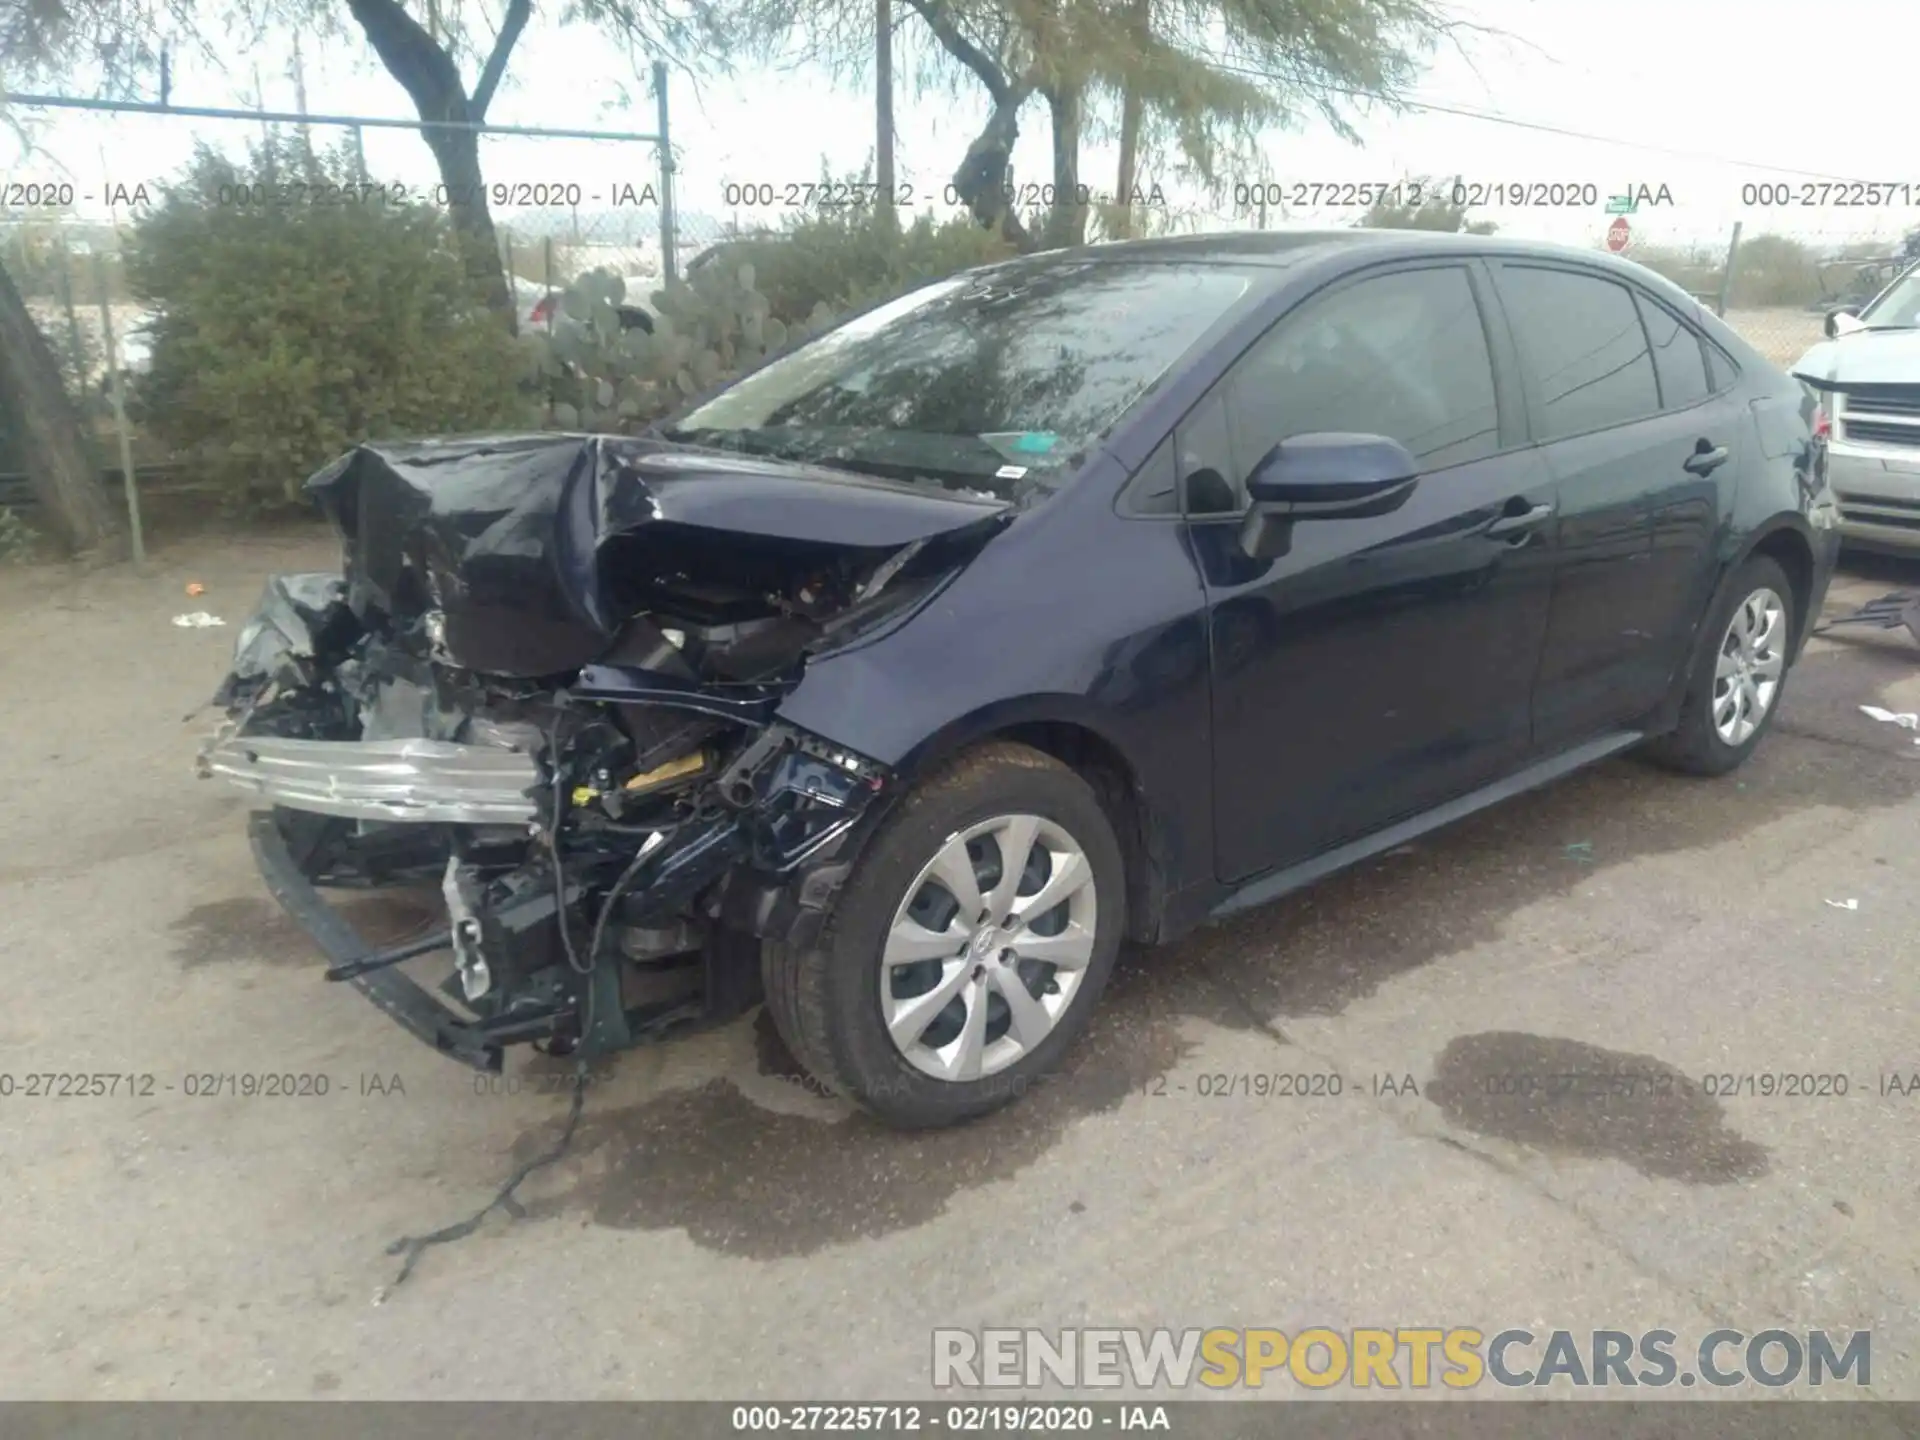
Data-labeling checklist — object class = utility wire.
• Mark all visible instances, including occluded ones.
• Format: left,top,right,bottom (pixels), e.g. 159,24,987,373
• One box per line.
1181,52,1887,187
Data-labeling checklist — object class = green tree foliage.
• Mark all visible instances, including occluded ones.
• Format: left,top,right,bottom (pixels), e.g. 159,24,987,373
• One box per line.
8,0,730,326
741,0,1463,250
124,134,531,509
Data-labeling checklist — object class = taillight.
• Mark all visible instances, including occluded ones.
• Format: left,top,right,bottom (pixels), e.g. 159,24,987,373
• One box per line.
1812,402,1831,440
530,295,554,324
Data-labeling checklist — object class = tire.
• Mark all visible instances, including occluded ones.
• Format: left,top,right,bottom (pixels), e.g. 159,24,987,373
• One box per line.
1642,554,1798,776
761,741,1126,1129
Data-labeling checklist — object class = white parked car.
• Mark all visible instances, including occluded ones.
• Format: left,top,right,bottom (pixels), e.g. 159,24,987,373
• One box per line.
1793,259,1920,554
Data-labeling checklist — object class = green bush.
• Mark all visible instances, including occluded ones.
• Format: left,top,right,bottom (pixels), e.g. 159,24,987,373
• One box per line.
532,264,840,432
1624,243,1726,301
531,170,1019,436
124,134,533,509
710,175,1015,319
1722,234,1824,309
0,506,41,564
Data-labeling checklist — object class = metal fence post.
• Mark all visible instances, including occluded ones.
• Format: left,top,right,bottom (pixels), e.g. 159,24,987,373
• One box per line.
654,59,678,284
54,238,90,400
1716,221,1743,317
92,251,145,565
542,235,556,329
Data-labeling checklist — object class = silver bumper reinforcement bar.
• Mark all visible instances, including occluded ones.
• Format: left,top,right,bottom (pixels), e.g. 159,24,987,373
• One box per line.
198,732,542,825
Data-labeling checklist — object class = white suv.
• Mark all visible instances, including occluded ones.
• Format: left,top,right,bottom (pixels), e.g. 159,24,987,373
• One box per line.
1795,260,1920,553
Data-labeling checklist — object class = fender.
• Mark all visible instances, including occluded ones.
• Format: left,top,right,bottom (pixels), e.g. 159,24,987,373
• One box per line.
1646,514,1827,736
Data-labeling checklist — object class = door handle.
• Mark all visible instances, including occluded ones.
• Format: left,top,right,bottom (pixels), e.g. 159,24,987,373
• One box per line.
1485,501,1555,540
1684,443,1730,476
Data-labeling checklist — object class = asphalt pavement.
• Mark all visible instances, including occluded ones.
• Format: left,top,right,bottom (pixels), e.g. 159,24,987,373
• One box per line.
2,531,1918,1401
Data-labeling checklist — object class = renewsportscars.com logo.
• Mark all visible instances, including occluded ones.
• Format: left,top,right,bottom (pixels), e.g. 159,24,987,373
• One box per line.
932,1328,1871,1391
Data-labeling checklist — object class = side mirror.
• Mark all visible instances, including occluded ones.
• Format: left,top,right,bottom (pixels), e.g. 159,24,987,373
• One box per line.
1826,307,1865,338
1240,433,1419,559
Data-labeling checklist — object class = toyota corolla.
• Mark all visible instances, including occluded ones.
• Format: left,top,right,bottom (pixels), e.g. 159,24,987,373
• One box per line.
199,230,1837,1129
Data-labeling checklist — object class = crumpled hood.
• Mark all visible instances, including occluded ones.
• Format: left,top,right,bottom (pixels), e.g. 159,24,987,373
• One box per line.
305,433,1011,677
1792,329,1920,390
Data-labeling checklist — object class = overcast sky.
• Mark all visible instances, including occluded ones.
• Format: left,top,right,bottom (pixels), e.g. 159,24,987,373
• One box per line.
6,0,1918,253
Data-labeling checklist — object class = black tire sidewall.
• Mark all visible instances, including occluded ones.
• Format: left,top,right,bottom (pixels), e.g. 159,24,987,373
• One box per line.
1680,555,1798,771
813,753,1126,1126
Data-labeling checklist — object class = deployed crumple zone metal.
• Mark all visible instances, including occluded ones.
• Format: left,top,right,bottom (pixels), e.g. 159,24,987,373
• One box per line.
196,433,1006,1072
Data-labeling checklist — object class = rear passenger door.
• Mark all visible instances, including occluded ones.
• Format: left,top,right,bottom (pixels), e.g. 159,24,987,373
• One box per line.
1489,263,1733,753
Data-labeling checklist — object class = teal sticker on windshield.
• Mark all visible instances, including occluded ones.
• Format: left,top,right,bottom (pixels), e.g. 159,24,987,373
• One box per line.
980,431,1065,466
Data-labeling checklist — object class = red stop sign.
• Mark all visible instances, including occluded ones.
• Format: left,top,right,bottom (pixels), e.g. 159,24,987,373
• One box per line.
1606,217,1631,252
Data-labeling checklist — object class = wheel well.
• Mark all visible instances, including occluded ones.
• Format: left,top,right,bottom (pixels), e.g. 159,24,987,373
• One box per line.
1750,527,1815,644
994,721,1163,945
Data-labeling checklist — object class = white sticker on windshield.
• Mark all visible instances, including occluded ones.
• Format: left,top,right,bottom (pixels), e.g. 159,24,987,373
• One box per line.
995,464,1028,480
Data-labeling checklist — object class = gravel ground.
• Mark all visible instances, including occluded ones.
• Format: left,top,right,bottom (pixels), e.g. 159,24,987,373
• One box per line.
1722,308,1829,368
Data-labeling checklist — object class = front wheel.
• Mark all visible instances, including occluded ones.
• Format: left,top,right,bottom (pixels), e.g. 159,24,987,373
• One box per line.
762,741,1125,1129
1643,554,1797,776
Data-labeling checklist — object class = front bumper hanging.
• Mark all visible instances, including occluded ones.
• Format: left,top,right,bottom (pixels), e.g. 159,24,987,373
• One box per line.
248,812,559,1071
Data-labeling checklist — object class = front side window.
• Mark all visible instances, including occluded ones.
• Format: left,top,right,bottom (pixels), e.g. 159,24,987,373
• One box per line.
665,261,1252,505
1497,265,1660,440
1221,265,1501,503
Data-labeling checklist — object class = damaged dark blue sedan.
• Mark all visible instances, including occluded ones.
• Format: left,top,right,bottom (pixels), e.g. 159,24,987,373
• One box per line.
199,230,1838,1128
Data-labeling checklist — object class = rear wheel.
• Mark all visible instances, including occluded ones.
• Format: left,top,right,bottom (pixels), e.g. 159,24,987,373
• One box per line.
1643,555,1797,776
762,742,1125,1129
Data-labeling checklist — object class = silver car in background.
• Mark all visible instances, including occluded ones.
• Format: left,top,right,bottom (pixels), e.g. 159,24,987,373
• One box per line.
1794,260,1920,554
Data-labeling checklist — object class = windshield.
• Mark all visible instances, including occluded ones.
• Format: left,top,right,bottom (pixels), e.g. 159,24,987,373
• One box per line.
665,260,1252,503
1861,262,1920,328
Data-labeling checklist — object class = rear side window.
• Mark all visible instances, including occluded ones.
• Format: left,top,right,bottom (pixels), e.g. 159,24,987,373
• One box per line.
1636,294,1711,411
1705,341,1738,394
1497,265,1661,440
1222,265,1500,483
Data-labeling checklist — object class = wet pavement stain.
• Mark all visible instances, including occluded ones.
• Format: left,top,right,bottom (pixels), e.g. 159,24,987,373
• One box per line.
752,1009,833,1097
169,889,441,968
168,897,312,968
509,952,1231,1258
1427,1031,1770,1184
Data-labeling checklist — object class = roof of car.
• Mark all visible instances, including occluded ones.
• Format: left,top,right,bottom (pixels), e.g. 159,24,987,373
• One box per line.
1037,227,1639,270
1001,226,1739,340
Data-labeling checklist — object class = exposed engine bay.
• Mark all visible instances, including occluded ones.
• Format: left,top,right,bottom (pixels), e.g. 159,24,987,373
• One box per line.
195,434,1009,1069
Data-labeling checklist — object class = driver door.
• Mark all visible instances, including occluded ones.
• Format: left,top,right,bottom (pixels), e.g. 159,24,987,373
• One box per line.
1191,261,1561,883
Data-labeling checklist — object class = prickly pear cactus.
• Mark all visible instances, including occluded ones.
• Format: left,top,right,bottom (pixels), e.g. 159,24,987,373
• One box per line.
529,263,837,434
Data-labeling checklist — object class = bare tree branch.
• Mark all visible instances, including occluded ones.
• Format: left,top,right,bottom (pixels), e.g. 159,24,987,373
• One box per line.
903,0,1011,103
471,0,533,116
343,0,469,117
